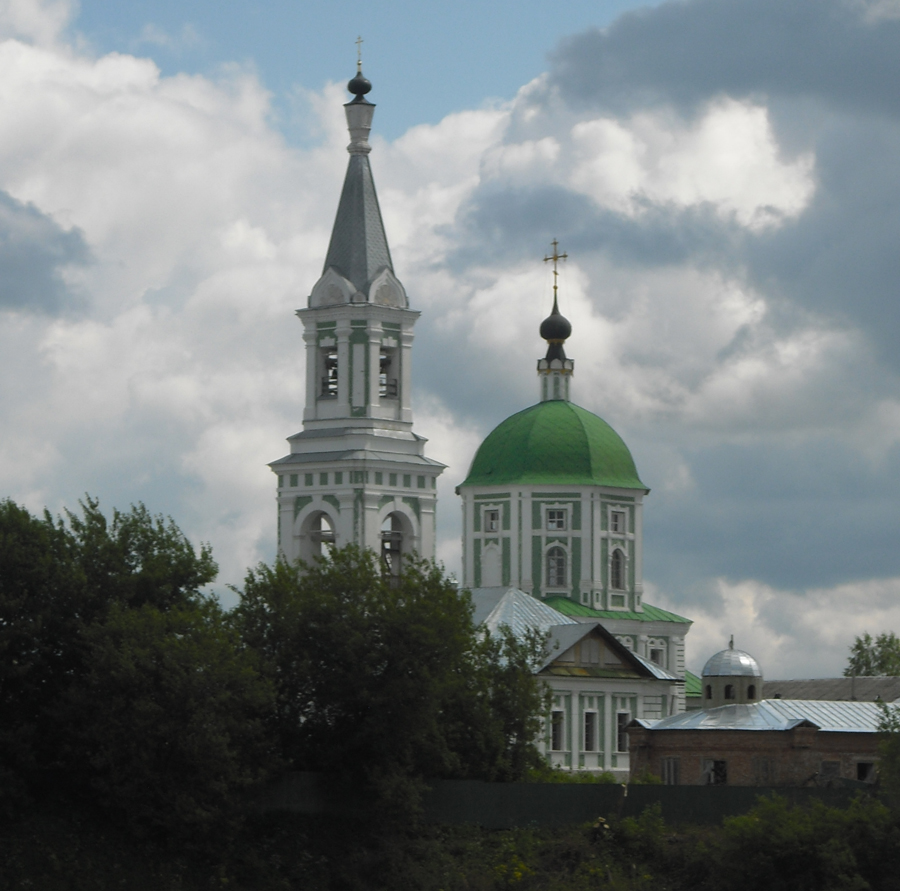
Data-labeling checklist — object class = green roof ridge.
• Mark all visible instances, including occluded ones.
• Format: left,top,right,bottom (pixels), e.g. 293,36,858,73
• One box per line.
543,596,692,625
460,401,647,490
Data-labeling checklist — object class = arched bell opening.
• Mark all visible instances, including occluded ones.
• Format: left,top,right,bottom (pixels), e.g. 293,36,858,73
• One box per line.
298,510,336,564
381,510,414,580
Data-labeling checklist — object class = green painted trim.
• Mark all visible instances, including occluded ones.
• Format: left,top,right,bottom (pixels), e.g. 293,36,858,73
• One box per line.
402,496,420,521
475,493,511,500
323,495,341,514
293,496,313,519
502,501,511,531
502,537,511,586
378,495,393,509
474,539,482,587
316,321,337,330
572,536,582,595
382,321,401,331
350,319,367,328
572,501,581,531
532,536,542,592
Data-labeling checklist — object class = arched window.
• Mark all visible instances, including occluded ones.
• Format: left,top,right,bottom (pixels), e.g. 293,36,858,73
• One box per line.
610,548,625,590
546,546,567,587
299,510,336,563
705,685,712,700
381,514,404,579
724,684,735,700
747,684,756,701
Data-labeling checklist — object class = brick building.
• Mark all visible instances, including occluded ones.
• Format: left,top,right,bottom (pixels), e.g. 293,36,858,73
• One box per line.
629,696,880,786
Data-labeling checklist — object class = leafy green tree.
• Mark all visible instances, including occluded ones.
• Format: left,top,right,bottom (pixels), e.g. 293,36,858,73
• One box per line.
233,546,548,813
0,497,277,837
844,630,900,676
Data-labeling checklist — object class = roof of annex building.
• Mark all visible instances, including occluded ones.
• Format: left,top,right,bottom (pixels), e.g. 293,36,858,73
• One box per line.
469,587,577,640
635,699,883,733
764,677,900,703
459,400,647,490
544,596,692,626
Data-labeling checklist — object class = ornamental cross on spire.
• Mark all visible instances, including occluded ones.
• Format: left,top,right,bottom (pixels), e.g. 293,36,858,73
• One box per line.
543,239,568,302
356,36,363,73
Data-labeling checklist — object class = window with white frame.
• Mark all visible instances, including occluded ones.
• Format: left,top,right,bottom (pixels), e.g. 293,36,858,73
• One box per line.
610,548,625,590
546,546,567,587
610,510,626,533
546,508,567,531
583,712,598,752
647,638,667,668
551,710,565,751
483,508,499,532
616,712,630,753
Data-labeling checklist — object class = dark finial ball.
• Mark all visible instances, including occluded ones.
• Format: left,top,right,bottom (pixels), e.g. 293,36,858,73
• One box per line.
348,72,372,98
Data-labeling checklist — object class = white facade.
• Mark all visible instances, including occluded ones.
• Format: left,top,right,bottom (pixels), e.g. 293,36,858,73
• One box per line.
271,71,444,570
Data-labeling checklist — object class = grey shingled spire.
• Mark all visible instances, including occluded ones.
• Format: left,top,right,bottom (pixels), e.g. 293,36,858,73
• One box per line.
322,69,393,295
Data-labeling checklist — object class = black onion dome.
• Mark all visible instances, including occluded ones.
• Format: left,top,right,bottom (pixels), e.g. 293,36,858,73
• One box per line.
348,70,372,102
540,297,572,342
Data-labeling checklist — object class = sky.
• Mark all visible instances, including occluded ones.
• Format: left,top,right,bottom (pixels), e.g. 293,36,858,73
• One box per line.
2,0,900,678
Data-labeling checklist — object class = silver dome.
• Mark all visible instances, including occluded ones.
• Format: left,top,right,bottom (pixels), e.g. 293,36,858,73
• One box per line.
701,647,762,678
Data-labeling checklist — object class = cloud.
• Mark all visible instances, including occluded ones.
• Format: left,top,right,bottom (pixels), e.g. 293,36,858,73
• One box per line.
0,190,88,312
3,0,900,679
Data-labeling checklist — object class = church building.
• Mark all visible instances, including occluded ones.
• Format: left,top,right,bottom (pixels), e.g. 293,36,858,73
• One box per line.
271,65,693,777
270,65,444,576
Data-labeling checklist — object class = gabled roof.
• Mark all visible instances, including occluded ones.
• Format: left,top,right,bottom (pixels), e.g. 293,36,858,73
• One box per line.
468,587,576,640
543,596,692,625
323,153,393,294
635,699,883,733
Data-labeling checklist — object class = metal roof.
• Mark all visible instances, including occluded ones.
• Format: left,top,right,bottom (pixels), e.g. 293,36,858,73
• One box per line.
639,699,883,733
323,152,393,295
702,647,762,678
459,401,647,490
543,596,692,626
764,677,900,703
468,587,577,640
632,651,679,681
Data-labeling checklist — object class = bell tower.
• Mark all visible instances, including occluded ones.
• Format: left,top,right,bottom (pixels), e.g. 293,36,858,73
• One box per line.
271,63,445,572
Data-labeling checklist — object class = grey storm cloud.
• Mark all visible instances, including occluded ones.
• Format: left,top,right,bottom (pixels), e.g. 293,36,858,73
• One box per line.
0,191,89,314
549,0,900,119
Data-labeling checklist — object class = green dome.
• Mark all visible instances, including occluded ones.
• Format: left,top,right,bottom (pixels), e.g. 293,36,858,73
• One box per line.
460,401,647,490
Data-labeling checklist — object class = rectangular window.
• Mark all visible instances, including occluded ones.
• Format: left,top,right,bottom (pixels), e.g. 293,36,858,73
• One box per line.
610,593,626,608
754,757,775,785
584,712,597,752
661,757,680,786
319,473,328,485
278,475,284,488
484,509,499,532
702,759,728,785
352,471,366,484
289,474,298,488
379,349,398,398
650,648,664,665
616,712,630,753
335,472,343,484
610,510,626,533
389,473,397,486
417,475,425,488
551,711,565,751
857,762,875,782
375,472,383,485
304,474,313,486
547,509,567,531
320,348,338,398
403,474,411,488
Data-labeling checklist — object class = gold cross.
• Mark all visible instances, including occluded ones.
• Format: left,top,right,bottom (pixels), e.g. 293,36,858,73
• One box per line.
543,239,568,301
356,36,363,72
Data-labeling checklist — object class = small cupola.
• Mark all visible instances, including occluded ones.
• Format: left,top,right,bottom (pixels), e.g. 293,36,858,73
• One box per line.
701,636,763,707
537,240,575,402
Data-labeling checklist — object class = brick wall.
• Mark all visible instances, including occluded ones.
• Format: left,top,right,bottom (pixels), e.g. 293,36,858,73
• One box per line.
629,725,878,786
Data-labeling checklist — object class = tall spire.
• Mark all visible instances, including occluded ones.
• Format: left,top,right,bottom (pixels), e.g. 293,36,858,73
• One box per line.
312,63,405,306
537,240,574,401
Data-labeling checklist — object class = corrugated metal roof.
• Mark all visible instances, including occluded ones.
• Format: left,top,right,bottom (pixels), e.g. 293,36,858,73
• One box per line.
469,587,577,640
764,677,900,702
543,596,692,625
643,699,882,733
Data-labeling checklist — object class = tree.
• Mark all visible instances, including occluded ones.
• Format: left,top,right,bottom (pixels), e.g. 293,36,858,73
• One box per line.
233,546,548,813
844,631,900,677
0,497,277,837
